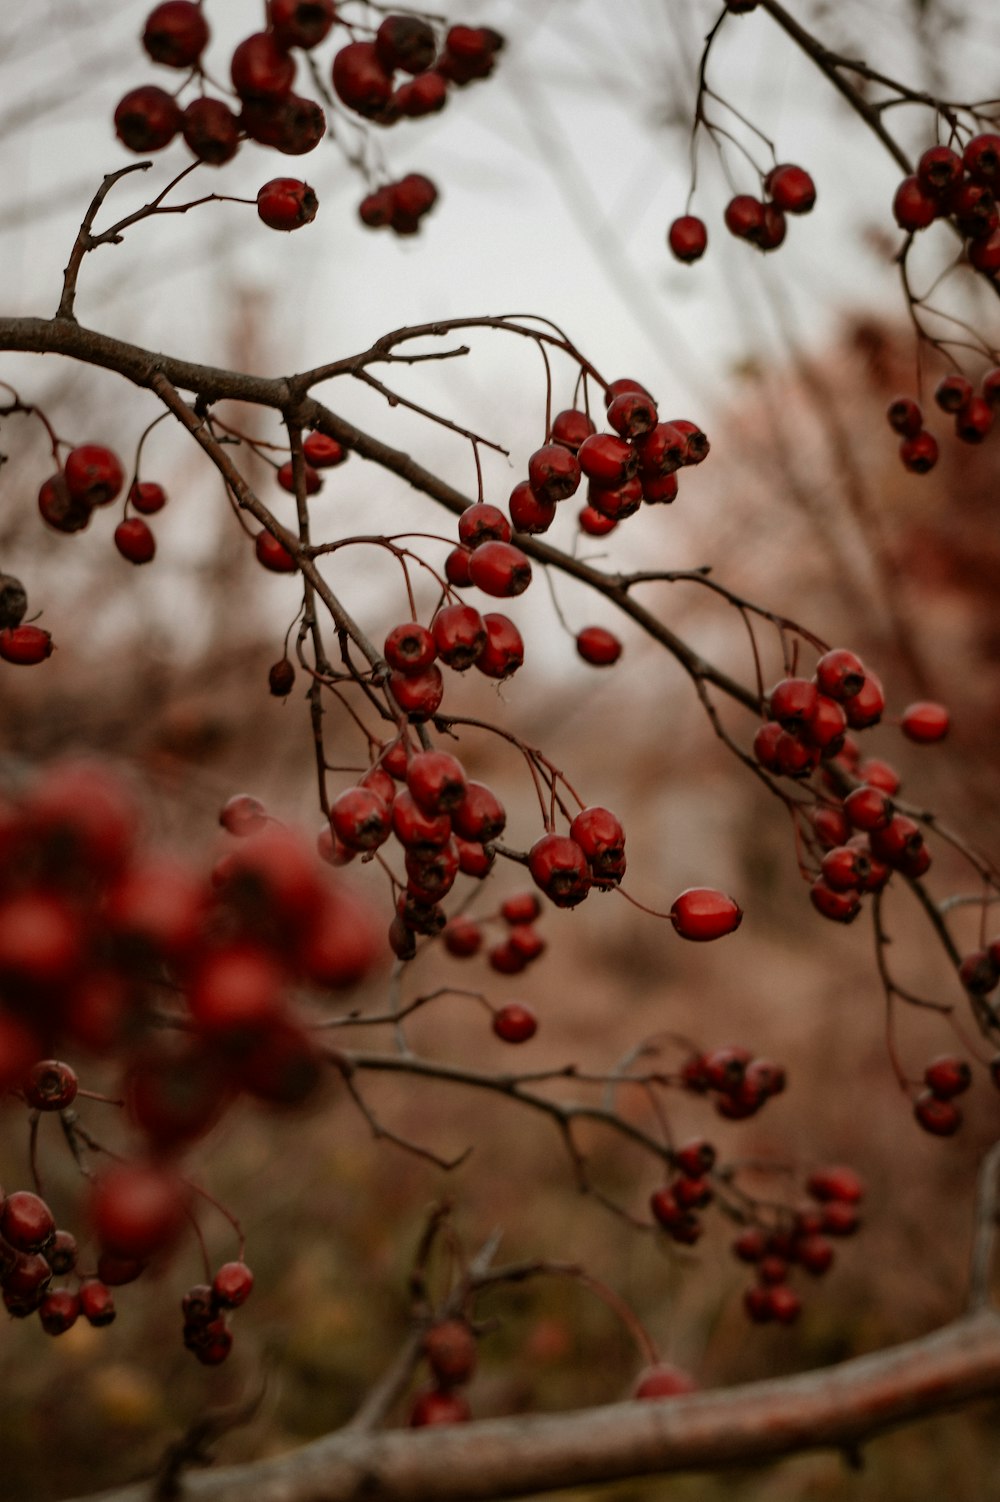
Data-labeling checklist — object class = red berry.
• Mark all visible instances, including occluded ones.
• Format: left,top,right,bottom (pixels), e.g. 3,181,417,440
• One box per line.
1,1191,55,1253
231,32,296,101
406,750,467,815
577,433,638,487
635,422,686,476
670,888,742,941
508,481,556,536
475,613,524,679
886,397,923,438
766,1285,802,1324
892,175,937,231
389,664,444,721
409,1388,472,1427
765,163,816,213
492,1002,537,1043
269,658,295,696
23,1060,78,1112
257,177,318,231
809,878,861,923
375,15,437,74
579,504,618,536
668,215,708,262
634,1363,698,1398
79,1279,116,1326
39,1288,81,1336
923,1055,972,1099
458,503,511,549
769,677,818,729
269,0,337,50
675,1138,716,1178
844,785,893,832
468,541,532,597
607,391,658,440
843,671,885,729
0,625,53,665
899,430,939,473
114,86,182,151
452,781,506,843
955,397,994,443
576,626,622,666
129,481,168,514
914,1090,961,1136
901,701,949,743
916,145,963,196
213,1260,254,1308
935,373,974,413
114,517,156,565
65,445,125,507
807,1166,865,1203
332,41,394,118
587,476,642,521
255,530,297,572
278,459,322,495
551,409,597,451
424,1319,477,1386
303,432,347,468
431,604,486,670
444,916,482,957
527,444,582,503
143,2,209,68
569,805,626,880
331,787,392,851
90,1161,189,1260
528,834,591,908
964,132,1000,184
384,622,436,674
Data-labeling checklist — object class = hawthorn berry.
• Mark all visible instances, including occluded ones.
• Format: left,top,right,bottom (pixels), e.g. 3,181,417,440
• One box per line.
0,626,53,665
376,15,437,74
409,1388,472,1427
257,178,318,231
924,1055,972,1098
332,41,394,118
269,658,296,696
90,1161,189,1260
886,397,923,438
579,504,618,536
670,888,742,941
129,480,168,514
528,833,591,907
935,374,974,413
809,878,861,923
569,806,626,880
578,433,638,487
114,86,182,151
431,604,486,670
142,3,209,69
303,432,347,467
384,622,437,675
444,916,482,957
38,1288,81,1336
508,480,557,535
475,613,524,679
424,1319,477,1387
65,445,125,507
724,195,766,241
407,751,467,815
1,1192,55,1253
527,444,582,503
255,530,298,572
458,503,511,549
23,1060,78,1112
389,664,444,721
269,0,337,50
492,1002,537,1043
213,1261,254,1308
901,701,949,743
964,132,1000,184
576,626,622,666
278,460,322,495
955,397,993,443
231,33,296,101
452,781,506,843
843,672,885,729
114,518,156,565
892,175,937,231
551,409,597,451
914,1090,961,1136
765,163,816,213
331,788,392,851
668,215,708,262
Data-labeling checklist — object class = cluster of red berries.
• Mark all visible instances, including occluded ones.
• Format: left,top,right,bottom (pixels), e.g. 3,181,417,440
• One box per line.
359,174,439,237
409,1317,477,1427
0,570,51,667
749,650,948,923
669,163,816,265
913,1053,976,1137
444,891,546,977
893,135,1000,253
180,1260,254,1366
115,4,502,237
734,1165,864,1327
275,429,350,498
680,1045,786,1122
0,1182,117,1331
37,441,165,565
887,367,1000,475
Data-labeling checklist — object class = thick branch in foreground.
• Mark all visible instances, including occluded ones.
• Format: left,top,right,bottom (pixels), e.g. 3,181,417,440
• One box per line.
71,1311,1000,1502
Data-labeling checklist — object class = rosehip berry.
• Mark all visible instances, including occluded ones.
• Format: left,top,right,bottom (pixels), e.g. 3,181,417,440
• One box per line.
114,86,182,151
492,1002,537,1043
231,33,296,101
257,178,318,231
670,888,742,941
143,2,209,68
577,433,638,487
384,622,437,675
1,1191,55,1253
551,409,597,451
528,834,591,907
475,613,524,679
914,1090,961,1136
892,175,937,231
576,626,622,666
332,41,394,118
765,163,816,213
114,518,156,564
129,481,168,514
23,1060,78,1111
65,445,125,507
431,604,486,670
899,429,939,473
668,215,708,262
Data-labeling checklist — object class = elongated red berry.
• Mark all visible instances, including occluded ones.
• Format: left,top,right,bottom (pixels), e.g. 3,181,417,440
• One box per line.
670,888,742,941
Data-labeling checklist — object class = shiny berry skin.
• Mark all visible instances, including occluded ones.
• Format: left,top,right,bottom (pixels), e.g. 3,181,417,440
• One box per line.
955,397,994,443
587,476,642,521
769,677,818,729
458,503,511,548
39,1288,81,1336
765,163,816,213
892,175,937,231
219,794,268,837
952,180,998,239
807,1165,864,1203
508,481,556,535
820,845,870,892
431,604,486,670
331,787,392,851
475,613,524,679
668,215,708,262
569,806,626,880
332,41,394,118
914,1091,961,1136
114,517,156,565
578,504,618,536
1,1191,55,1253
38,472,90,533
528,834,591,908
869,814,925,867
899,430,939,473
815,649,866,701
607,392,658,440
79,1279,116,1326
858,757,900,795
924,1055,972,1099
916,145,963,196
935,374,974,413
901,701,949,743
670,888,742,941
577,433,638,487
255,530,297,572
527,444,582,503
968,230,1000,273
804,695,847,754
389,664,444,722
114,86,182,151
634,1363,699,1399
392,790,451,854
844,786,893,832
551,409,597,451
143,2,209,68
231,33,296,101
407,751,467,814
492,1003,537,1043
452,781,506,843
129,481,168,515
809,878,861,923
576,626,621,666
257,178,318,231
757,203,787,251
964,132,1000,184
0,626,53,665
301,433,345,470
45,1230,79,1277
213,1261,254,1308
443,916,482,957
269,0,337,50
65,445,125,507
23,1060,78,1111
468,541,531,598
384,622,436,675
886,397,923,438
182,97,240,165
724,194,766,241
278,460,321,495
844,672,885,729
636,422,686,476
